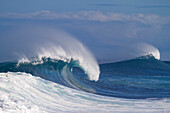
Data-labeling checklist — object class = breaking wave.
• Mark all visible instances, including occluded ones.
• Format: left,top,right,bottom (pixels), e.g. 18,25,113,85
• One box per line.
136,43,160,60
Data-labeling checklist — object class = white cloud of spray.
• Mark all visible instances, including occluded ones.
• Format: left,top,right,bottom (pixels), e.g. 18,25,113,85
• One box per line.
95,42,160,64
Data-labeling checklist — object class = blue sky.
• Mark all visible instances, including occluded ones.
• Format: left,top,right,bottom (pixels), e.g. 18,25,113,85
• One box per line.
0,0,170,62
1,0,170,15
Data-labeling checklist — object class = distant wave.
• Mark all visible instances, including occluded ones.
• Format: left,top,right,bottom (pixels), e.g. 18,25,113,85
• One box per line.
100,55,170,76
136,43,160,60
97,43,161,64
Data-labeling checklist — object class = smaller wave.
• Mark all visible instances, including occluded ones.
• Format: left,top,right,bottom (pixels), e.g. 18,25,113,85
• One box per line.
136,43,160,60
100,56,170,76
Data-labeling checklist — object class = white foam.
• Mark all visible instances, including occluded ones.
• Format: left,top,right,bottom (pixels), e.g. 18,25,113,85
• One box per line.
0,72,169,113
0,72,40,113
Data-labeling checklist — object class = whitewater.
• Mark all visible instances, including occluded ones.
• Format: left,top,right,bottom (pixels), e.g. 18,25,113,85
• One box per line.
0,28,170,113
0,72,170,113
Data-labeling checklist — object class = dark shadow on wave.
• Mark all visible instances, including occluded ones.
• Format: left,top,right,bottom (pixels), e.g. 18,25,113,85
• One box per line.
100,55,170,76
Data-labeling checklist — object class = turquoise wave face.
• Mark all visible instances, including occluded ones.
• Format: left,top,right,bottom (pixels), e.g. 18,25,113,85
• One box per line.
0,56,170,99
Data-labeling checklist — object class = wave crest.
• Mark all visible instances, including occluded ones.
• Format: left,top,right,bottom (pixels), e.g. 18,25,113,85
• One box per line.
18,38,100,81
136,43,160,60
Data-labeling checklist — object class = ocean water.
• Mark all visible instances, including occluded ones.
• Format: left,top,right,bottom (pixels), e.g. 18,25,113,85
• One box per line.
0,56,170,113
0,39,170,113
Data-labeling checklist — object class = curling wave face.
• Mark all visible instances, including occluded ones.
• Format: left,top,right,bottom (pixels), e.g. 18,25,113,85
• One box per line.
14,57,96,92
18,43,100,82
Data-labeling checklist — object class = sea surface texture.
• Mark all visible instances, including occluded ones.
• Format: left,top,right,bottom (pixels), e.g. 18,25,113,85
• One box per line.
0,47,170,113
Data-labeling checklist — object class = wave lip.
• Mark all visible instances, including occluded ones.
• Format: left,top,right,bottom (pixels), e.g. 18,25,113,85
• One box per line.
137,43,160,60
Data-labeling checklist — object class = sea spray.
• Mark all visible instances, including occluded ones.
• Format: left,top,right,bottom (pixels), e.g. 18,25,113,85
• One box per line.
11,27,100,81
